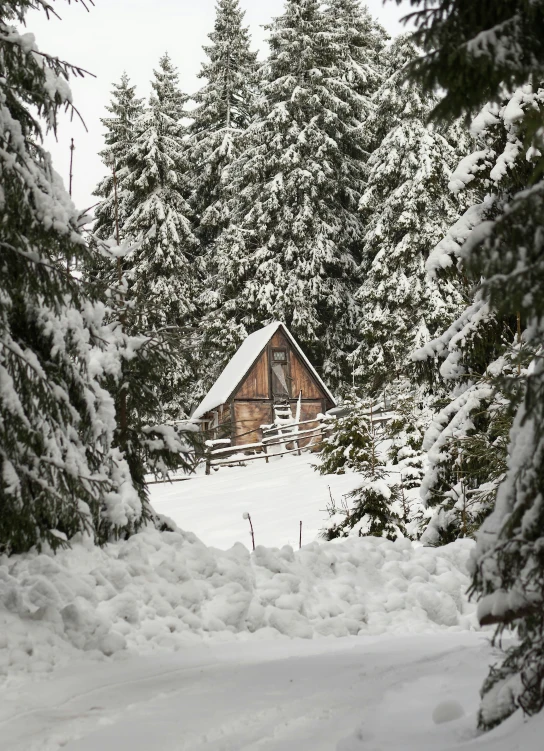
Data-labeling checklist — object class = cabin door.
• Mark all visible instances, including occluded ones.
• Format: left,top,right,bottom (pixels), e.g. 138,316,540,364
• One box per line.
270,348,291,400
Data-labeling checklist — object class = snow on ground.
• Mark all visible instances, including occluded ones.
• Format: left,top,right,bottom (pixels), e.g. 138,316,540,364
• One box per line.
2,454,536,750
2,630,539,751
150,453,363,550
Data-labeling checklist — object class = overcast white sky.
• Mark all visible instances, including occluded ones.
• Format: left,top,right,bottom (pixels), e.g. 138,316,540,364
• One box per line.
26,0,412,211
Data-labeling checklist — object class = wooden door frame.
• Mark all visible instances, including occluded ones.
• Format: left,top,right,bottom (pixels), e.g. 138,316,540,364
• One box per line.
268,344,293,399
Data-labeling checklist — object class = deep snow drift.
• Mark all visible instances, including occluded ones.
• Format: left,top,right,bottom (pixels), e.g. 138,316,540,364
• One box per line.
0,525,475,681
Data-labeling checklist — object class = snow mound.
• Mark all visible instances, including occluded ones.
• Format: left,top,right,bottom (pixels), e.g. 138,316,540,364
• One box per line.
0,527,477,679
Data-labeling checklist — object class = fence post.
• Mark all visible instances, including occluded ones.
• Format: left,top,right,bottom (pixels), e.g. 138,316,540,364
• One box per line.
205,449,211,475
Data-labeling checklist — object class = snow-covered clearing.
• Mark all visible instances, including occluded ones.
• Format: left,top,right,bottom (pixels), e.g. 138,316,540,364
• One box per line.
1,455,535,750
150,453,363,550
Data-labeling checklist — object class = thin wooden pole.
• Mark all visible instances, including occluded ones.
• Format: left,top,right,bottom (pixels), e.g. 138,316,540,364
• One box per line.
69,138,75,197
517,311,522,376
295,390,302,455
111,161,127,435
112,161,121,249
370,402,376,475
225,48,231,130
299,520,302,550
67,138,75,273
244,513,255,551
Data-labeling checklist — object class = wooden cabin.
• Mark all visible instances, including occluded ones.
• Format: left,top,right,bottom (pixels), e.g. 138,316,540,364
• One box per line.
192,322,336,446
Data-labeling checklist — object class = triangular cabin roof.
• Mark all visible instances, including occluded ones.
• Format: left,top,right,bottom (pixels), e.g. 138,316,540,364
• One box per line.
192,322,336,420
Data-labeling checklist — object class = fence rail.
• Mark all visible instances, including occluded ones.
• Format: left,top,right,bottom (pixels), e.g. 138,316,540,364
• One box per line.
149,402,397,483
205,415,331,474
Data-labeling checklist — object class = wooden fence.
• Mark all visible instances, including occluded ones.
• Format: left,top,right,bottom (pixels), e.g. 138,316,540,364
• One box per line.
205,415,333,474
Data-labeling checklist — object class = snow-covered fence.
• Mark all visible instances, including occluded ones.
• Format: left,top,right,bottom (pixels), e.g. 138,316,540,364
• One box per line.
205,416,332,473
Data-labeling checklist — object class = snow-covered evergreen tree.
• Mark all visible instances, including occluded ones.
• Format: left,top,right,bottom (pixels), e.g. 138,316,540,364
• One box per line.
93,73,145,242
402,0,544,729
0,0,150,553
414,84,537,552
319,389,425,540
419,84,541,724
323,412,405,541
351,35,467,394
386,388,427,496
120,54,199,419
150,52,188,122
187,0,257,247
317,397,382,476
88,235,199,505
205,0,385,387
326,0,387,103
420,387,513,546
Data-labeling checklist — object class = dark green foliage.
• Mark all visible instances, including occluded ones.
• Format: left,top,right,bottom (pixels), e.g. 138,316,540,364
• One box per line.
87,237,201,518
206,0,387,388
386,391,427,506
324,482,404,542
420,380,517,546
386,395,425,469
319,397,406,541
317,401,377,475
326,0,387,105
188,0,257,248
98,55,200,421
395,0,544,121
0,0,133,554
393,0,544,729
1,2,198,557
352,35,467,394
478,630,544,729
186,0,258,403
93,72,145,242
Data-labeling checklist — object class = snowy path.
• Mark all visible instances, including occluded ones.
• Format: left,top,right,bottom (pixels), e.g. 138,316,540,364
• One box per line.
1,632,520,751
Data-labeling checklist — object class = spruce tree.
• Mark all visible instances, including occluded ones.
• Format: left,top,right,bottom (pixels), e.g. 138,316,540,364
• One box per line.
317,397,382,476
326,0,387,103
396,0,544,729
150,52,188,122
352,35,467,394
93,73,145,242
87,235,199,508
120,54,199,419
386,388,428,510
187,0,257,247
319,390,424,540
206,0,384,387
0,0,147,553
322,402,405,542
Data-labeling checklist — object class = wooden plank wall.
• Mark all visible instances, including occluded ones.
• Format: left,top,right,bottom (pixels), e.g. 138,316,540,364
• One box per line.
270,330,327,403
233,402,272,445
236,350,269,399
270,330,288,349
290,350,323,400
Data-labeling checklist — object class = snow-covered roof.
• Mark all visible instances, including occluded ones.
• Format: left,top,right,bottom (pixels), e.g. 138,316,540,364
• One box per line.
192,322,336,420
